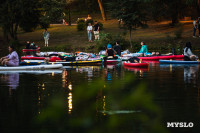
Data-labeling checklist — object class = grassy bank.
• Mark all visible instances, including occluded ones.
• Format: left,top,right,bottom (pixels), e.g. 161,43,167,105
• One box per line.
1,17,200,53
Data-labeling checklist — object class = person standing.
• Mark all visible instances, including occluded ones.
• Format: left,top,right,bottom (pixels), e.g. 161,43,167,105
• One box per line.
193,19,197,38
43,29,50,47
93,21,100,40
87,23,93,42
113,41,121,56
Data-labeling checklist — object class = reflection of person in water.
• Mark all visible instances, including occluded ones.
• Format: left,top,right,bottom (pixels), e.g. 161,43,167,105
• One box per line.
0,73,19,95
184,66,198,84
104,65,115,82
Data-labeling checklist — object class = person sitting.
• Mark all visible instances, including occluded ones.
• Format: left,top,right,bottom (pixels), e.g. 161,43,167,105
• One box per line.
0,45,19,66
113,41,121,56
30,42,36,49
105,44,117,57
184,42,198,61
137,41,149,56
25,41,30,49
104,44,117,61
128,57,140,63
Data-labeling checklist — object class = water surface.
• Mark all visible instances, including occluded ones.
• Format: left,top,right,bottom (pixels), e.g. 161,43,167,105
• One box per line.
0,63,200,133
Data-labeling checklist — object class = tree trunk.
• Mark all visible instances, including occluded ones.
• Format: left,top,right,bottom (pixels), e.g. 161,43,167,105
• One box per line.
171,8,179,25
2,27,9,43
98,0,106,21
196,0,200,16
129,27,132,48
171,2,179,25
68,6,71,26
14,23,18,40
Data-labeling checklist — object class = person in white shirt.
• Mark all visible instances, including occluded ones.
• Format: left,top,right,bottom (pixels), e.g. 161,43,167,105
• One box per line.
184,42,198,61
87,23,93,42
193,19,197,38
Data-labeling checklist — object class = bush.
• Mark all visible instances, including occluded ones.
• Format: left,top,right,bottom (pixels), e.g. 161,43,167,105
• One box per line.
77,18,86,31
98,22,103,30
77,22,86,31
86,19,94,26
77,18,85,23
130,42,140,51
95,32,129,51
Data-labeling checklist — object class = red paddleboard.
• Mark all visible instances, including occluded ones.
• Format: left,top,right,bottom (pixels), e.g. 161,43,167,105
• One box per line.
22,49,39,52
21,56,45,60
124,62,149,68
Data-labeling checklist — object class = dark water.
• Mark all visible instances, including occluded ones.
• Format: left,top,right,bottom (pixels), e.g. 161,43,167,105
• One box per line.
0,63,200,133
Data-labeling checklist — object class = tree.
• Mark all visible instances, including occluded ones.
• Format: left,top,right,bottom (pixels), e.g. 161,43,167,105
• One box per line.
186,0,200,16
65,0,75,26
108,0,150,47
40,0,65,28
0,0,40,43
151,0,187,25
98,0,106,21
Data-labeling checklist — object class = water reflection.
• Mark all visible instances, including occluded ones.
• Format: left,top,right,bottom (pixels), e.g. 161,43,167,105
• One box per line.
0,73,19,96
104,65,115,82
184,65,199,84
1,64,200,133
62,69,73,114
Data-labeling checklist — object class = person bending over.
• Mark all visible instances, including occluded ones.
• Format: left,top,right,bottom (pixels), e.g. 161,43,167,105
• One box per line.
0,45,19,66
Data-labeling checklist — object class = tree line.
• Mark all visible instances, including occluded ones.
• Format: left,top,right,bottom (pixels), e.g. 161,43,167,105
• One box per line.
0,0,200,44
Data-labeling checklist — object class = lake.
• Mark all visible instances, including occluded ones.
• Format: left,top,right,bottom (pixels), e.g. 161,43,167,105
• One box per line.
0,63,200,133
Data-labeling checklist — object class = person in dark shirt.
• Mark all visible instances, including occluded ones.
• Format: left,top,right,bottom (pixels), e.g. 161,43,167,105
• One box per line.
25,41,30,49
113,41,121,56
105,44,116,57
103,44,117,61
93,21,100,40
128,57,140,63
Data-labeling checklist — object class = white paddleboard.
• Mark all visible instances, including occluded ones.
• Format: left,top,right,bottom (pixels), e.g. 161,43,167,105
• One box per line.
0,64,63,71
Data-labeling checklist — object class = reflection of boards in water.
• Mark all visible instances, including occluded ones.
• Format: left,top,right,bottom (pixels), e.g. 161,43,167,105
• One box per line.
124,62,149,68
124,66,148,72
184,66,198,84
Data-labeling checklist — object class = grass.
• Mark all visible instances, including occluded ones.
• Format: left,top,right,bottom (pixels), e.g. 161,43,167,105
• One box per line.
1,15,200,53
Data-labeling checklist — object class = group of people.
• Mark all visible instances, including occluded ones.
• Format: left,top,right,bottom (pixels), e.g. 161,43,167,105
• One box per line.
0,40,198,67
25,41,38,49
103,41,199,63
87,21,100,42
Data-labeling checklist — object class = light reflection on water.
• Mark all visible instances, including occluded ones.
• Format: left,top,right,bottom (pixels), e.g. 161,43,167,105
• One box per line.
0,63,200,132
